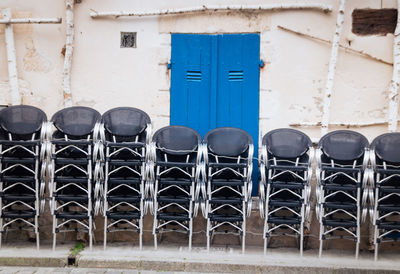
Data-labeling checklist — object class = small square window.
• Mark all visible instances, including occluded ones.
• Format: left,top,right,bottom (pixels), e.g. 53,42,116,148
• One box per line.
120,32,137,48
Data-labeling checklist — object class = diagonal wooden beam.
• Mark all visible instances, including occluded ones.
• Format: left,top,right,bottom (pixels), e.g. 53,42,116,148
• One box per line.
89,4,332,18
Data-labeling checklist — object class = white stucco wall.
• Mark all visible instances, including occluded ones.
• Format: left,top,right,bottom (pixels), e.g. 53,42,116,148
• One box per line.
0,0,396,142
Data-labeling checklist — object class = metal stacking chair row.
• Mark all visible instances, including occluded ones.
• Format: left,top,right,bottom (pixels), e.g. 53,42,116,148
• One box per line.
3,104,400,260
150,126,202,251
315,130,369,259
48,107,102,250
0,106,47,250
202,128,254,253
146,126,253,252
258,129,313,256
101,107,152,250
369,133,400,260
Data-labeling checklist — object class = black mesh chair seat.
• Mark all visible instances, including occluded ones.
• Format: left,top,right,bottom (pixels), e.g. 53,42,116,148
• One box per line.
319,130,368,162
0,105,46,137
107,159,142,166
269,181,305,190
378,186,400,193
263,128,311,159
323,202,358,210
269,164,309,171
267,217,302,225
1,157,36,164
157,161,196,168
0,194,36,202
55,212,89,220
106,212,140,220
268,200,303,208
53,176,89,183
205,127,252,157
153,126,201,156
209,197,243,204
107,196,141,203
322,219,357,228
321,183,359,191
209,215,243,222
108,177,141,185
157,214,190,222
375,168,400,175
371,133,400,163
377,222,400,230
54,158,90,165
377,204,400,212
51,107,100,137
102,107,150,138
158,196,191,204
211,179,244,187
54,195,89,202
158,178,193,186
321,166,363,173
0,140,40,146
1,176,36,183
1,211,36,219
106,141,146,148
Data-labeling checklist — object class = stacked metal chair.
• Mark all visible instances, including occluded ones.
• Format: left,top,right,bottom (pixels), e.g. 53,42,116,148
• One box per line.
316,130,369,258
151,126,202,251
0,105,47,249
370,133,400,260
259,128,313,256
48,106,101,250
203,127,253,253
101,107,152,249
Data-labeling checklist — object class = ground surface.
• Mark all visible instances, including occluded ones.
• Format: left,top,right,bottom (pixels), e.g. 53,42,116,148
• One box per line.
0,243,399,273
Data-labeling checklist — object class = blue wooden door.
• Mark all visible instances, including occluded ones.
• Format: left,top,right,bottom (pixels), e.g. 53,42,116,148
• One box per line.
170,33,260,193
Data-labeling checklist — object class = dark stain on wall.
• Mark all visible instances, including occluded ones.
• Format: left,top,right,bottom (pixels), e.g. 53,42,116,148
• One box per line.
352,9,397,36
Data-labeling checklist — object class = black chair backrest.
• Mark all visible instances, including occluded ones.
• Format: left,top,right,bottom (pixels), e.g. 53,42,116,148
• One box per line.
153,126,201,155
262,128,311,159
51,106,101,137
0,105,47,135
318,130,369,161
371,133,400,163
204,127,252,157
102,107,150,137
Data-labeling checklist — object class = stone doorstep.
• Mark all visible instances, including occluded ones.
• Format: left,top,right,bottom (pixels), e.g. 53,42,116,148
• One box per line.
0,244,399,273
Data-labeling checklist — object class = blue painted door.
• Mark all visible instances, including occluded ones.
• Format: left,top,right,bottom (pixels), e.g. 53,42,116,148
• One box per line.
170,34,260,193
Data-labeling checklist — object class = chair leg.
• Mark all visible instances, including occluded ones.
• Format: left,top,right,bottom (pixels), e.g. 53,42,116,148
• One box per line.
139,216,143,250
189,217,193,252
52,216,57,251
0,219,3,248
103,215,107,250
355,240,359,259
263,238,267,255
89,216,93,251
300,224,304,257
206,218,210,252
35,215,40,250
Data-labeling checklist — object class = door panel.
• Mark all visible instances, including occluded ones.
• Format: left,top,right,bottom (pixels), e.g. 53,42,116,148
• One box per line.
170,33,260,194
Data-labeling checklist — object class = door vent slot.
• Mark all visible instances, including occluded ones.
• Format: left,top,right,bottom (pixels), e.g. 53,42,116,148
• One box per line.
228,71,244,81
187,71,202,81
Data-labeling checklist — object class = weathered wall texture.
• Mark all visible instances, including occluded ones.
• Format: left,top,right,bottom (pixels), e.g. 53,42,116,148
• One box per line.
0,0,396,141
0,0,398,252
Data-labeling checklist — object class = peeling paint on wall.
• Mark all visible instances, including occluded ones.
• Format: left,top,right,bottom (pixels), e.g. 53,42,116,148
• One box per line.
23,37,52,72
